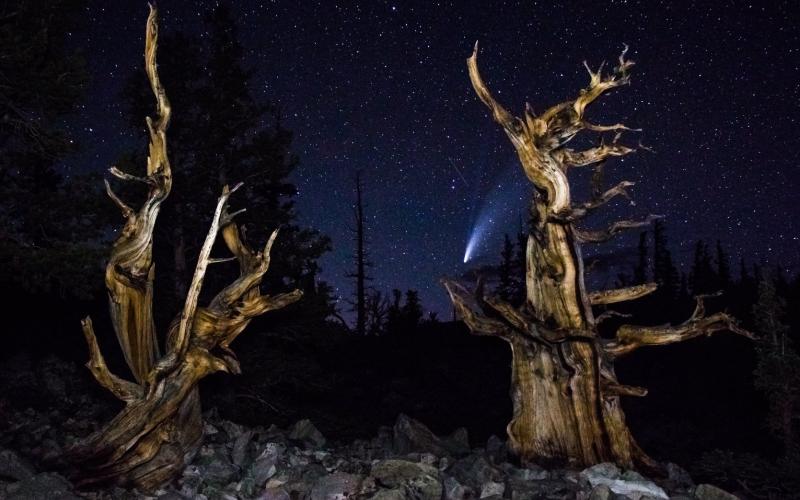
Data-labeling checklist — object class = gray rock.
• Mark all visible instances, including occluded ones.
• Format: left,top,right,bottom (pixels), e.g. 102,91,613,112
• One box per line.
309,472,364,499
694,483,739,500
447,454,503,491
371,459,442,500
393,414,450,456
443,427,471,456
480,480,505,498
443,475,473,500
255,486,291,500
232,429,254,467
0,448,35,481
580,464,668,500
589,484,613,500
370,489,408,500
4,472,80,500
485,435,507,464
289,419,326,448
665,462,694,490
249,443,284,485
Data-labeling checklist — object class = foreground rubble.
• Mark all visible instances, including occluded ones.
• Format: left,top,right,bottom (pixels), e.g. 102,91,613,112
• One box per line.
0,404,740,499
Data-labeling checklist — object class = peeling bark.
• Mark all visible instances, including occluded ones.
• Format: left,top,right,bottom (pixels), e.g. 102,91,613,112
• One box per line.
444,43,751,470
65,5,301,491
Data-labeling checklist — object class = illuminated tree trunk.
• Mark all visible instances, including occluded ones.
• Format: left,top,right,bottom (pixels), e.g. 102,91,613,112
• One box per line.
443,44,751,470
65,5,301,491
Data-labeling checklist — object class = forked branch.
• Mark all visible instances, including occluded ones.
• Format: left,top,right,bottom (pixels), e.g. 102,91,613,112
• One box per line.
605,294,754,359
575,214,662,243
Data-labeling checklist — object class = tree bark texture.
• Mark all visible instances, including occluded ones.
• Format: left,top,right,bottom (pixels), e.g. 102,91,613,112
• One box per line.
443,43,751,470
65,5,301,491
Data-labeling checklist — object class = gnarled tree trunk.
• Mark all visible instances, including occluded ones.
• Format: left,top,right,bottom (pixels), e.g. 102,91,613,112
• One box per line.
65,5,301,491
443,43,751,470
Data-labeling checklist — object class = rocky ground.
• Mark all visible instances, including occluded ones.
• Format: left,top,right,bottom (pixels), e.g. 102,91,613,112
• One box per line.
0,401,743,500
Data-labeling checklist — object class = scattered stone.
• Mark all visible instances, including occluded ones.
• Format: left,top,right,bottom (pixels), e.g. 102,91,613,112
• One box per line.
289,419,326,448
589,484,613,500
485,434,507,464
0,448,35,481
580,463,668,499
371,459,442,500
232,429,254,467
4,472,80,500
694,483,739,500
443,475,473,500
480,480,505,498
443,427,471,456
664,462,694,491
393,413,451,456
309,471,363,499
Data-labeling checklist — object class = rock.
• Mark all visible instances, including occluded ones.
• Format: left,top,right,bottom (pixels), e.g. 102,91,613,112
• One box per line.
443,427,471,456
289,419,326,448
393,414,451,456
580,463,668,500
371,459,442,500
197,446,238,484
250,443,283,485
309,472,364,499
589,484,613,500
664,462,694,491
485,435,507,463
0,448,35,481
255,486,291,500
694,483,739,500
4,472,80,500
370,489,407,500
232,429,254,467
443,475,473,500
447,454,503,491
480,480,505,498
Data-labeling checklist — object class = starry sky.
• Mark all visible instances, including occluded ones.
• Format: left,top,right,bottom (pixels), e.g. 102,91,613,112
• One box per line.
68,0,799,316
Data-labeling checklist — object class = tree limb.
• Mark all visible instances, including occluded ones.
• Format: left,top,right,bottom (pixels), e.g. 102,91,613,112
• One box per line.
589,283,657,305
574,214,662,243
552,181,635,222
441,278,513,341
80,317,143,403
605,296,754,359
467,42,526,149
172,183,242,358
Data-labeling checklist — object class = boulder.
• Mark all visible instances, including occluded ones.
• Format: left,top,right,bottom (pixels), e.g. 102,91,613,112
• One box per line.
289,419,326,448
309,472,364,499
580,463,668,500
371,459,442,500
393,414,451,456
4,472,80,500
694,483,739,500
0,448,35,481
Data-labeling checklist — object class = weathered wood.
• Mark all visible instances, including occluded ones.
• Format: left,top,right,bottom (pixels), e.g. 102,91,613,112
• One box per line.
65,5,301,491
445,43,750,470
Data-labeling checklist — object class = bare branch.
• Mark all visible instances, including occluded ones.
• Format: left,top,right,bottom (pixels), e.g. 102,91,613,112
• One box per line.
441,278,512,341
573,44,634,118
595,310,633,324
80,317,143,403
558,142,635,168
467,42,526,148
552,181,635,222
104,179,134,219
574,214,662,243
172,183,242,357
109,166,154,185
605,309,754,359
601,379,648,398
589,282,657,305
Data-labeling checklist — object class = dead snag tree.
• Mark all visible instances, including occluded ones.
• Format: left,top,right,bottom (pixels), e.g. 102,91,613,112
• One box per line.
65,5,301,491
442,43,752,470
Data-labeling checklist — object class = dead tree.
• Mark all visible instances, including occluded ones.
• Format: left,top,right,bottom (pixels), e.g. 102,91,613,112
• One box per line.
65,5,301,491
442,43,752,470
346,170,372,335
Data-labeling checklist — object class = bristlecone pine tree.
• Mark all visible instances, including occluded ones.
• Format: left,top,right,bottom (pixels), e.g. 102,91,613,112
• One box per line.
442,43,752,470
65,5,301,490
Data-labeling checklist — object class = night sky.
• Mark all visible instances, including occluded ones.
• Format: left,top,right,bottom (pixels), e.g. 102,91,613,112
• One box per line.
68,0,799,316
